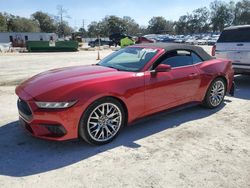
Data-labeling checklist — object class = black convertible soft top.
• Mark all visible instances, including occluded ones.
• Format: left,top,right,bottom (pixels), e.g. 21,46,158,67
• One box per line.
134,43,213,61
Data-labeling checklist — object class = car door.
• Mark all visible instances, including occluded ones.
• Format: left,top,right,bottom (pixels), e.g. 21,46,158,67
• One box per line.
144,50,201,114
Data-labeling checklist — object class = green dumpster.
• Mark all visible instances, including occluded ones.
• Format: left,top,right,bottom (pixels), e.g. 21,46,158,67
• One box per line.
26,41,79,52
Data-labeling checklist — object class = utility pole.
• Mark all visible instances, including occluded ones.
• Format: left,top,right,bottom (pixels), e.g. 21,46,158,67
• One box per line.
57,5,69,38
82,19,85,30
81,19,85,39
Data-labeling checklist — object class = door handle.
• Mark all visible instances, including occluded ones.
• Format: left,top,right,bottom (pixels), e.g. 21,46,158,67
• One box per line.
188,73,198,78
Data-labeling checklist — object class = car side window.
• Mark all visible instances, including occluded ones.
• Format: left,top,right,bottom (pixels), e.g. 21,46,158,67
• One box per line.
160,50,193,68
191,52,203,64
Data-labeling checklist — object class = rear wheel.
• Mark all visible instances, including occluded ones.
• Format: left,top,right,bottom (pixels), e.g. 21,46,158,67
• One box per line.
203,78,226,108
79,97,125,145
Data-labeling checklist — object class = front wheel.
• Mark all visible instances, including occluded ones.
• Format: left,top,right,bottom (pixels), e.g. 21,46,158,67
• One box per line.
79,98,125,145
203,78,226,108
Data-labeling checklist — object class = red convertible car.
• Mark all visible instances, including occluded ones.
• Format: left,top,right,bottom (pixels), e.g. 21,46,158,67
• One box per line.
16,43,234,145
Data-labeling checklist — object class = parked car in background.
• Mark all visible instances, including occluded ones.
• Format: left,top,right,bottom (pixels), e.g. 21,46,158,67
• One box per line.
143,34,175,43
197,36,210,45
213,25,250,74
143,34,159,41
207,36,219,46
136,36,155,44
88,39,114,47
16,43,234,145
157,36,175,43
185,37,198,45
109,33,127,46
174,35,185,43
174,38,183,43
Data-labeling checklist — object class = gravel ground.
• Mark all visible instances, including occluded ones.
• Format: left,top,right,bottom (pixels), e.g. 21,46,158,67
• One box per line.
0,46,249,188
0,50,112,86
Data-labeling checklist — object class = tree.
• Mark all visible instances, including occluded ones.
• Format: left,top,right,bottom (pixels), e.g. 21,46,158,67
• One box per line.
138,25,149,35
122,16,140,35
87,16,130,37
192,7,210,33
56,5,72,37
87,21,101,37
78,27,87,37
210,0,234,32
32,11,57,33
101,16,126,35
3,13,39,32
13,17,40,32
0,13,8,32
165,20,175,34
56,21,74,37
234,0,250,24
148,16,169,34
175,15,189,34
175,7,210,35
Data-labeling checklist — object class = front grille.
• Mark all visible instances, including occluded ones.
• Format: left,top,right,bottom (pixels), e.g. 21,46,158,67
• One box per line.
41,124,67,137
17,98,32,121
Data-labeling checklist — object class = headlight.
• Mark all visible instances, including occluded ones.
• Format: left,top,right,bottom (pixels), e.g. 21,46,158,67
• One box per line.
35,101,77,109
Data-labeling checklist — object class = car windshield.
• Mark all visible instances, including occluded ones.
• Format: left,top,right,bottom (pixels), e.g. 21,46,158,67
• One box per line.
98,47,158,72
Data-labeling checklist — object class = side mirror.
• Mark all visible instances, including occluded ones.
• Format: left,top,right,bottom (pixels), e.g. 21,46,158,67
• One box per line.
154,64,171,73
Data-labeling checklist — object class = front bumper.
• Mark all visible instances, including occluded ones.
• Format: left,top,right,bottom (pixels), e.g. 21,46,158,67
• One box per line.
17,97,83,141
19,117,67,138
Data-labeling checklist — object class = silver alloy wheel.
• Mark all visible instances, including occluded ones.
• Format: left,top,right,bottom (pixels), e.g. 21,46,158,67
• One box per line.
87,103,122,142
209,80,225,107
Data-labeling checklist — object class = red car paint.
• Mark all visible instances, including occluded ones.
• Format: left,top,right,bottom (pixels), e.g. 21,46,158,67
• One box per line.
16,46,234,141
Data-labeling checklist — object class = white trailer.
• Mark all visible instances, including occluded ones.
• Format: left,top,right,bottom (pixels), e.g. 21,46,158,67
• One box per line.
0,32,58,47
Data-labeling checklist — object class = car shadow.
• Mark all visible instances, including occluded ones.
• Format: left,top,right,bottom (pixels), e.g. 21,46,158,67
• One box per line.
0,103,225,177
234,75,250,100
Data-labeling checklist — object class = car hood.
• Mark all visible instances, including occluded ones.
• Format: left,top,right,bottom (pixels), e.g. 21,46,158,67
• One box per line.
16,65,128,101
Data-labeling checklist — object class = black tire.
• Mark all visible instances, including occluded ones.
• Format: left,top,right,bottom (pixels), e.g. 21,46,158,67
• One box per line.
79,97,126,145
203,77,226,109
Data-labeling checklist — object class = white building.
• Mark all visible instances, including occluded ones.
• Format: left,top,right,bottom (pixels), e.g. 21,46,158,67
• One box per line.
0,32,58,47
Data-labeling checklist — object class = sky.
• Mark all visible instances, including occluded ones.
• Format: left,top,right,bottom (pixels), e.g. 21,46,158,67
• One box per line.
0,0,238,30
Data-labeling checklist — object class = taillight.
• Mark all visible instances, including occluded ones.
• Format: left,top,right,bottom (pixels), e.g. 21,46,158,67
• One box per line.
212,45,216,56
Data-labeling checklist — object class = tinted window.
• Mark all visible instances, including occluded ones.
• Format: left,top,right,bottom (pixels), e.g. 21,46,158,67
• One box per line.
161,50,193,68
218,28,250,42
162,56,192,67
192,52,202,64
